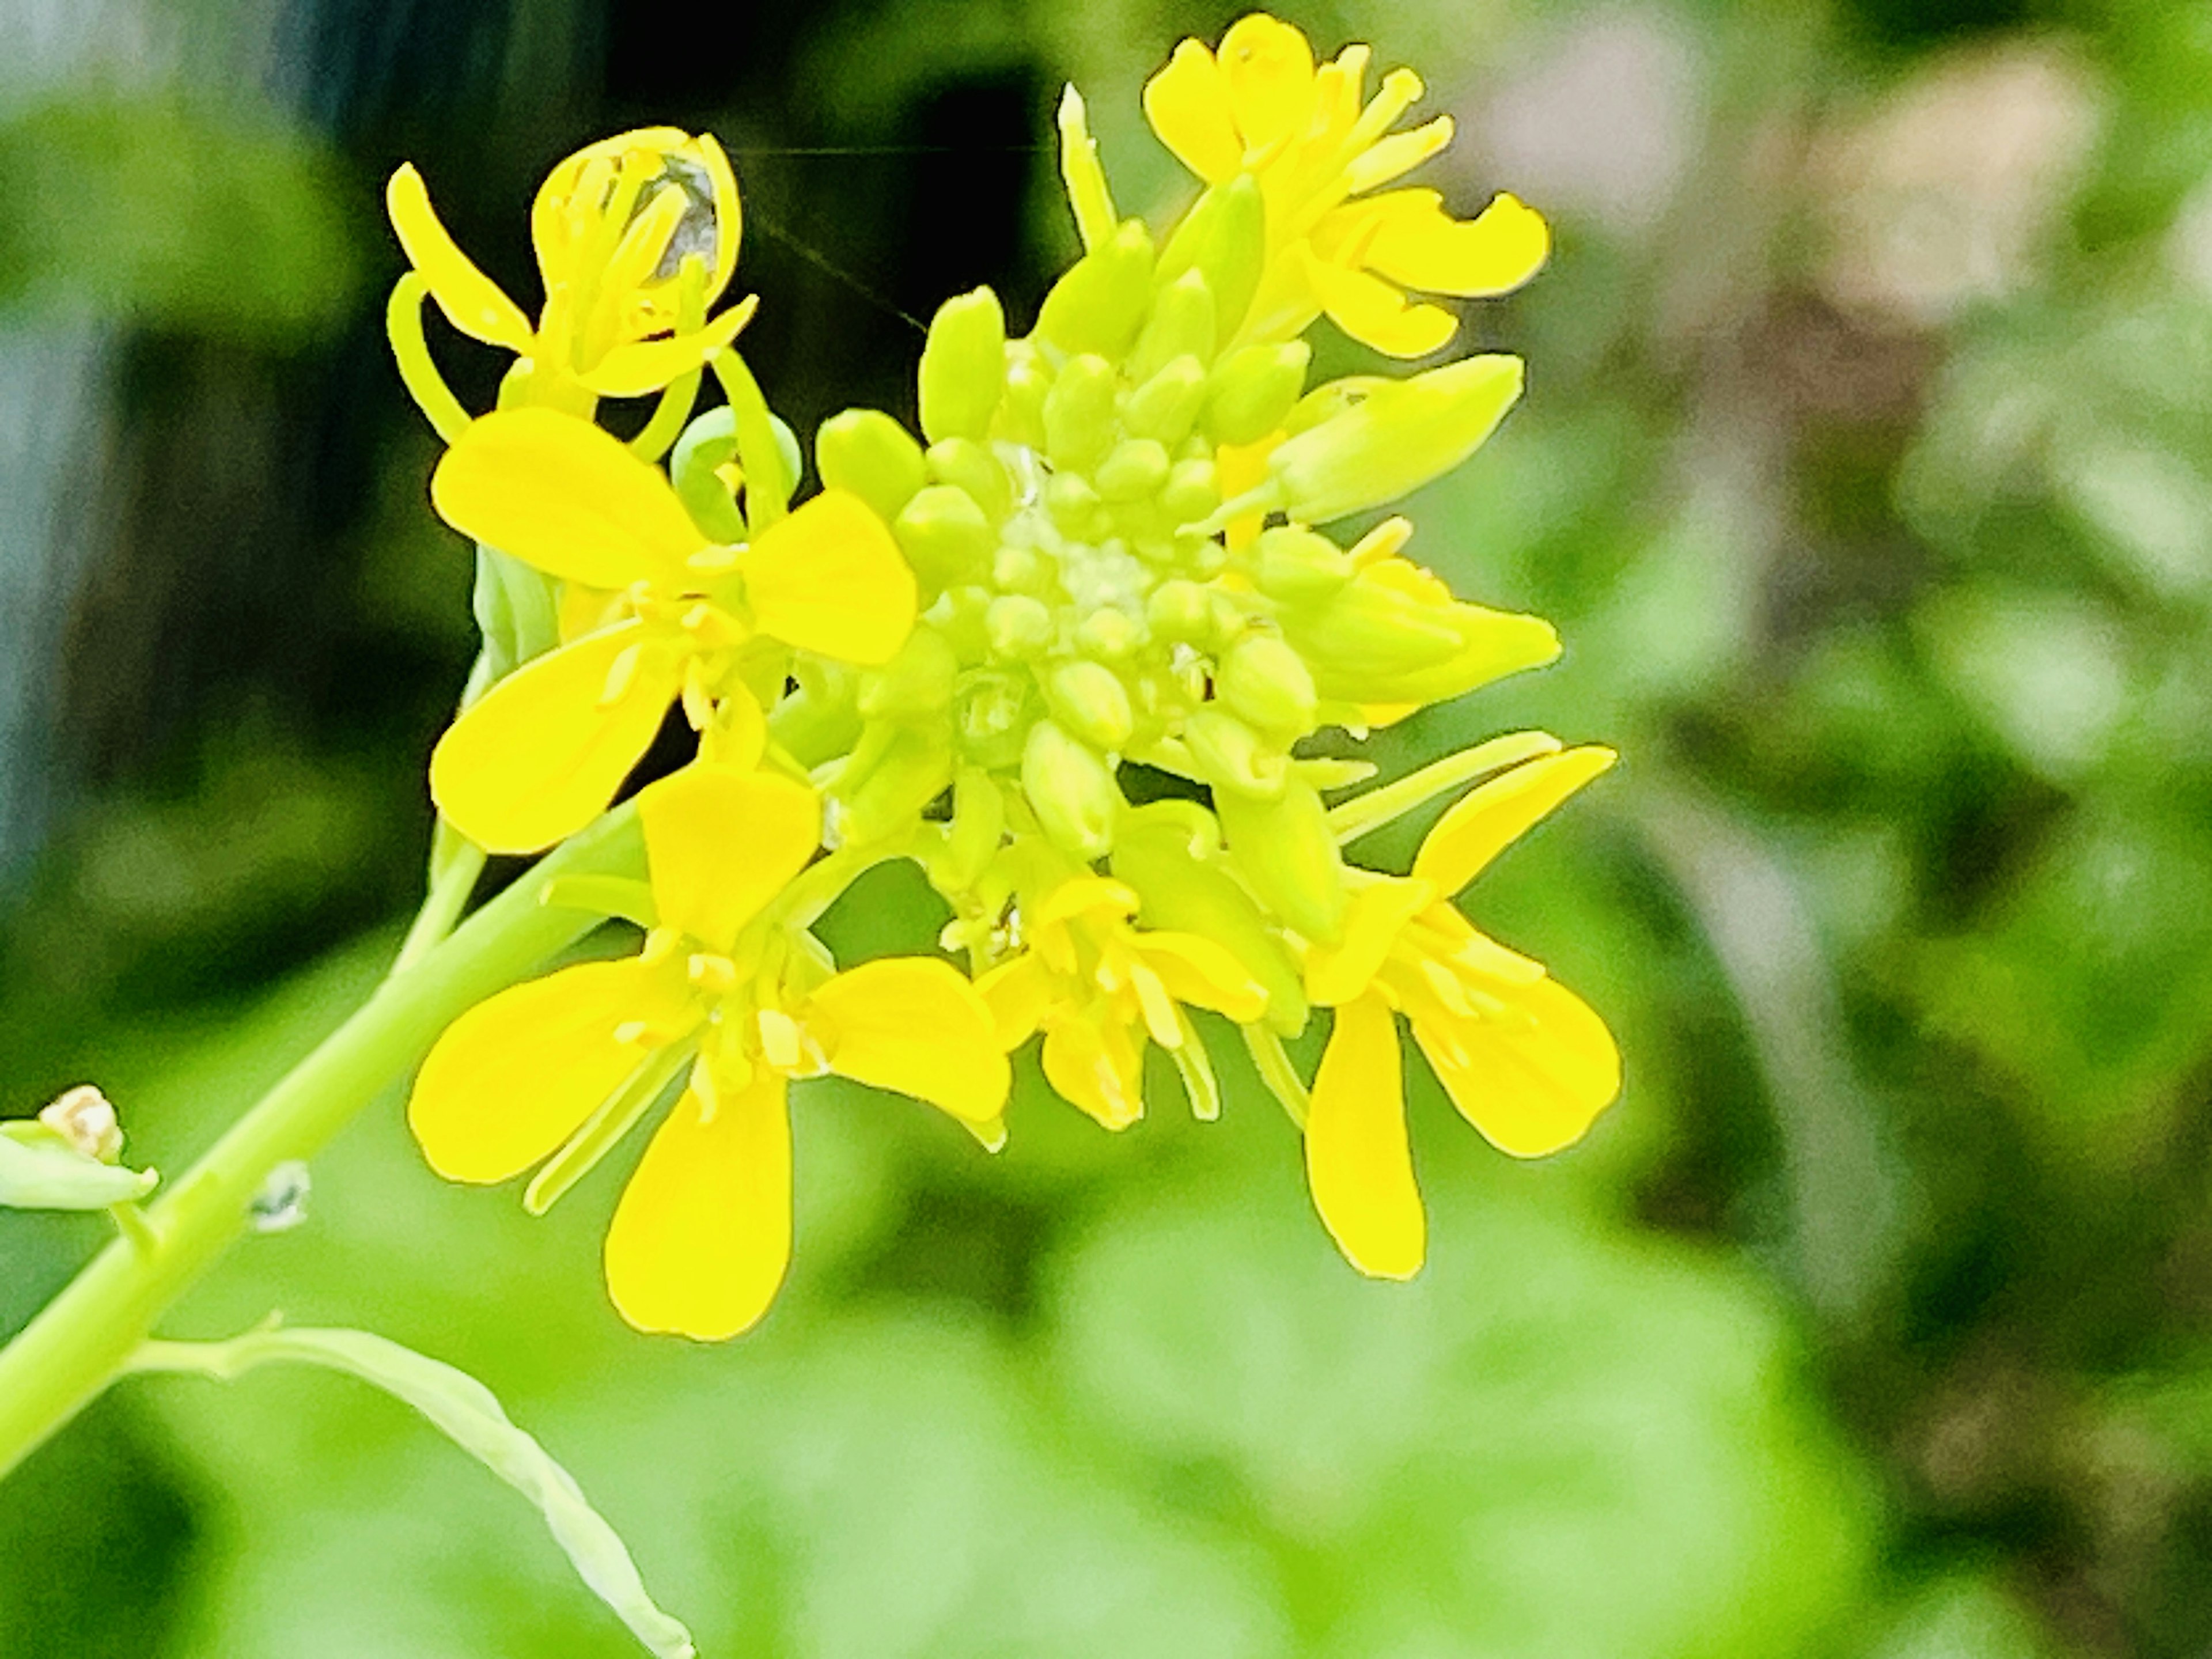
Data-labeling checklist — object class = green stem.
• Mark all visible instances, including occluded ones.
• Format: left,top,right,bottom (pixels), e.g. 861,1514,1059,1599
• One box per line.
0,806,642,1484
392,836,488,976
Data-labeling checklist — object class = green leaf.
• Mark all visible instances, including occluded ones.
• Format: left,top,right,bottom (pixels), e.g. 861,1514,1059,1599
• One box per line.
126,1325,693,1659
0,1127,156,1210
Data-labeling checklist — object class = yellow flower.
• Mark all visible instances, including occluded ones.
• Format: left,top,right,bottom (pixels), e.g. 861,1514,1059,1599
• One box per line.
1143,13,1551,357
388,127,756,399
408,763,1010,1339
1299,747,1622,1278
977,876,1269,1128
426,407,916,853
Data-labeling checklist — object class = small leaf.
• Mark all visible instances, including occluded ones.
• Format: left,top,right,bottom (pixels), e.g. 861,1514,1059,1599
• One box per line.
127,1325,693,1659
0,1125,157,1210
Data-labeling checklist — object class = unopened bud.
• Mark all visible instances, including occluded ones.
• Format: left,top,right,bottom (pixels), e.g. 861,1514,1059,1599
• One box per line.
1185,708,1288,800
1202,342,1309,448
1044,353,1119,472
919,287,1007,443
1112,812,1308,1035
1094,437,1171,503
857,625,960,720
817,408,928,523
1159,458,1221,528
1250,525,1353,605
1123,355,1208,446
1046,658,1135,751
40,1085,123,1164
1146,578,1217,643
926,437,1012,522
1131,269,1217,381
1216,778,1348,944
1075,607,1142,660
999,346,1051,448
840,725,955,844
957,671,1037,768
1217,632,1317,740
1022,719,1120,860
892,485,995,588
1286,573,1560,705
1156,174,1263,346
1035,218,1157,361
986,593,1055,660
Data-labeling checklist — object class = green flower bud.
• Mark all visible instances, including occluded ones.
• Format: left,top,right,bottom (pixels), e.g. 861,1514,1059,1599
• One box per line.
986,593,1055,660
919,287,1007,443
1075,606,1142,660
992,541,1051,594
1156,174,1263,347
1046,658,1135,751
1131,269,1217,382
1228,355,1525,527
1146,578,1216,643
857,624,960,720
1035,218,1157,362
1286,581,1562,706
1123,355,1208,446
999,346,1051,449
840,725,955,845
1185,707,1288,800
1159,458,1221,527
892,484,994,588
1215,777,1347,945
926,437,1012,522
1112,808,1308,1035
1094,437,1171,503
958,671,1036,768
929,766,1006,894
1250,525,1353,605
1217,632,1317,740
816,408,928,524
670,406,747,544
1023,719,1120,860
1202,342,1310,448
1044,470,1104,535
770,658,863,766
1044,353,1119,472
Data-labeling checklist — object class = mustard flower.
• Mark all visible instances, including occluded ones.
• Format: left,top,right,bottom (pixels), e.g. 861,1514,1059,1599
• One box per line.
408,763,1010,1339
425,408,916,854
1298,747,1622,1278
1143,13,1551,356
388,127,755,401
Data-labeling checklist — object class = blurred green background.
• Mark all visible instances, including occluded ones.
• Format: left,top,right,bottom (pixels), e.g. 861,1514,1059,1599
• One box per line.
6,0,2212,1653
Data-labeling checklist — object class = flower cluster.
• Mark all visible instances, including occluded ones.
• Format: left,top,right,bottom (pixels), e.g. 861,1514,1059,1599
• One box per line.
387,16,1620,1340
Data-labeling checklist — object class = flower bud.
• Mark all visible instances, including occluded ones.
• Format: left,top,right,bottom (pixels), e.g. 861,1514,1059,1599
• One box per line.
1216,777,1348,944
1023,719,1120,859
1130,269,1217,382
1044,353,1119,472
1046,658,1135,751
1045,471,1105,537
1123,355,1208,446
1159,459,1221,527
999,346,1051,448
986,593,1055,660
1146,578,1216,643
1036,219,1157,362
39,1085,123,1164
926,437,1013,522
1094,437,1171,503
857,624,960,720
1112,812,1308,1035
919,287,1007,443
1249,525,1353,604
1285,572,1562,704
957,670,1036,768
892,484,995,588
840,725,955,844
1185,707,1288,800
1202,342,1310,448
1075,607,1142,660
817,408,928,523
671,406,747,543
1217,632,1317,740
1156,174,1263,346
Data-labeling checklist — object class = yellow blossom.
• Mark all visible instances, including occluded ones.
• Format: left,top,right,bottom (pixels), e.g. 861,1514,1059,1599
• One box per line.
1299,747,1622,1278
425,407,916,853
388,127,755,400
1143,13,1551,357
408,763,1010,1339
977,876,1269,1128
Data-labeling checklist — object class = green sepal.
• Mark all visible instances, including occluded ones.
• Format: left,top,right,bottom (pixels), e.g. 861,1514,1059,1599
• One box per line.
536,874,658,930
1112,806,1308,1035
707,350,798,530
838,724,956,844
1217,632,1318,740
1185,707,1288,800
1036,218,1157,362
1203,342,1310,447
927,766,1006,894
1022,719,1119,859
670,406,747,543
0,1124,157,1210
1216,777,1348,944
857,624,961,721
1156,175,1263,348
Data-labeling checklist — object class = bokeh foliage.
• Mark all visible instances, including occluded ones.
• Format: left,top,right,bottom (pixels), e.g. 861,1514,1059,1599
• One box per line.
7,0,2212,1654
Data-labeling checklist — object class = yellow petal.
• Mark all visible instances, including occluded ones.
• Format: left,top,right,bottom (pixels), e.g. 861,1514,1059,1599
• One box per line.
1415,975,1619,1158
638,763,819,953
1127,931,1268,1022
408,958,691,1184
975,954,1052,1049
1305,991,1424,1278
576,294,758,397
1041,1011,1145,1130
1413,746,1616,896
433,408,707,589
1218,14,1317,156
1307,254,1458,358
1035,876,1141,931
695,132,744,301
1304,876,1434,1006
808,957,1012,1123
430,622,685,855
1143,40,1244,181
1362,190,1552,298
737,488,915,664
1343,114,1455,196
385,164,533,351
604,1070,790,1340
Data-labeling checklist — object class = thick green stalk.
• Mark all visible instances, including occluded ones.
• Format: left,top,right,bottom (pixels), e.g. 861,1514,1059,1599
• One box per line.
0,808,641,1483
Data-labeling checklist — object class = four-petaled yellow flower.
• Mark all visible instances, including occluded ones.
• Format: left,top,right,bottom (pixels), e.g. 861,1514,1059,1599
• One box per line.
389,127,756,400
427,407,916,853
1145,13,1551,357
409,763,1011,1339
978,877,1269,1128
1299,747,1622,1278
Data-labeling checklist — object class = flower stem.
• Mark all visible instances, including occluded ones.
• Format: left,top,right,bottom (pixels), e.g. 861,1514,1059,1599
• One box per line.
0,806,642,1484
